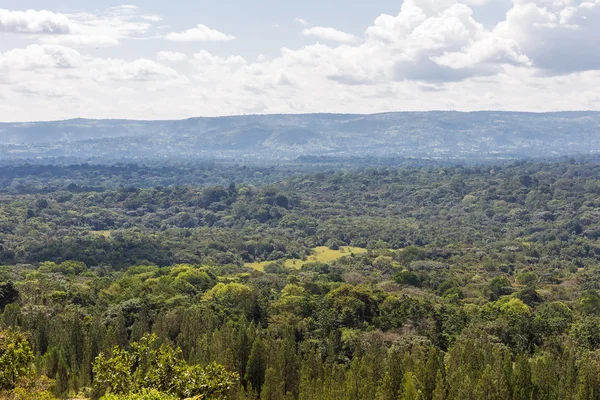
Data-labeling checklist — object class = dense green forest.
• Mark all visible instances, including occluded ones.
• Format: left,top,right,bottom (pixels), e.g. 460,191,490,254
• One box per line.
2,160,600,399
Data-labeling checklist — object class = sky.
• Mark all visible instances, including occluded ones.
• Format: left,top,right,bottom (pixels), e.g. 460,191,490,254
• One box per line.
0,0,599,122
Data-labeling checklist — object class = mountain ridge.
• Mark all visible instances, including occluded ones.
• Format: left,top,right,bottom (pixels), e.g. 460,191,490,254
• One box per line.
1,111,599,161
4,110,599,124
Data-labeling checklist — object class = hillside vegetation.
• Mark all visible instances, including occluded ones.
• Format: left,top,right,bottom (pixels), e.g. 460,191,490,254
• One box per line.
0,160,600,398
2,111,600,161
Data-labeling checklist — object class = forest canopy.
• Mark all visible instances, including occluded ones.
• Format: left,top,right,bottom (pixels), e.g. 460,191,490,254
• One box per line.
1,160,600,399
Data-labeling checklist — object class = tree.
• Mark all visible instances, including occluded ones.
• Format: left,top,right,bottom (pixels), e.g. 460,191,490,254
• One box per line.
487,276,512,301
432,371,446,400
260,367,285,400
512,355,533,400
575,352,600,400
0,283,19,311
400,372,421,400
93,334,238,399
515,272,537,286
55,350,69,395
245,338,267,394
394,270,421,287
580,290,600,316
203,283,255,318
376,371,395,400
0,330,34,391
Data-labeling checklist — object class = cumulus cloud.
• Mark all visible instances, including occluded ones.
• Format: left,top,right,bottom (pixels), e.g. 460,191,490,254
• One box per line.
494,0,600,73
291,0,600,83
303,27,358,43
0,44,83,70
432,36,531,69
0,6,162,48
62,8,156,46
0,9,71,34
166,24,235,41
0,44,186,88
168,0,600,113
295,18,309,25
190,51,246,84
12,82,71,98
157,51,188,62
3,0,600,121
91,58,183,82
192,50,246,66
347,0,532,83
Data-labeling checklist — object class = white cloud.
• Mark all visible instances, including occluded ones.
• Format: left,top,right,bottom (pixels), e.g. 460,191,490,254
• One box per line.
0,9,71,34
142,15,162,22
315,0,531,83
0,6,162,48
0,44,187,90
108,5,139,14
91,58,184,82
64,9,155,44
461,0,492,5
157,51,188,62
494,0,600,73
12,81,71,98
432,36,531,69
192,50,246,66
0,44,83,70
303,27,358,43
295,18,309,25
3,0,600,121
40,35,120,47
166,24,235,41
191,51,246,83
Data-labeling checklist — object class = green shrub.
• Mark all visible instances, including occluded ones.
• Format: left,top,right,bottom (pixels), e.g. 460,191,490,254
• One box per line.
101,388,177,400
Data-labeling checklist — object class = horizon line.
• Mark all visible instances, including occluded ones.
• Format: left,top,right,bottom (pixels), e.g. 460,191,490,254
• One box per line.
2,109,599,124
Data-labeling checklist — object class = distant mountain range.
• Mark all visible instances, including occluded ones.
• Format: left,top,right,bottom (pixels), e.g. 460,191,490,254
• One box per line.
1,111,599,162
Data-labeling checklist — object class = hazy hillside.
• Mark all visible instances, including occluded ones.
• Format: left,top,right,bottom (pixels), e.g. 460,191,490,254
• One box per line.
1,111,599,161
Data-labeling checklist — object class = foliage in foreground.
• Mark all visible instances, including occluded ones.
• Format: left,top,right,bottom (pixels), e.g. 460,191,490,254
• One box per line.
0,330,56,399
93,334,238,399
100,389,177,400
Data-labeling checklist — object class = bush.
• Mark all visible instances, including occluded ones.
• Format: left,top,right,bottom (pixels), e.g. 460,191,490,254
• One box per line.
0,330,34,390
93,334,238,399
101,389,177,400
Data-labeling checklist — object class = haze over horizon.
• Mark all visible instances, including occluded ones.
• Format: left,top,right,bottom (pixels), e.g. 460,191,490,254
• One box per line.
2,109,599,125
1,0,600,122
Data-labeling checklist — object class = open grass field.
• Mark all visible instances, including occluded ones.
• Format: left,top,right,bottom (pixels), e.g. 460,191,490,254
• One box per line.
245,246,368,271
89,230,112,238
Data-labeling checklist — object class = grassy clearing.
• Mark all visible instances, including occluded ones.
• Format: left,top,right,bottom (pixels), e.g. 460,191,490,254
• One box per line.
89,230,112,238
246,246,367,271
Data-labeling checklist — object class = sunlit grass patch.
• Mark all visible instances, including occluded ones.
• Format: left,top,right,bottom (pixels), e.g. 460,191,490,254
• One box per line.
89,230,112,238
245,246,367,271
